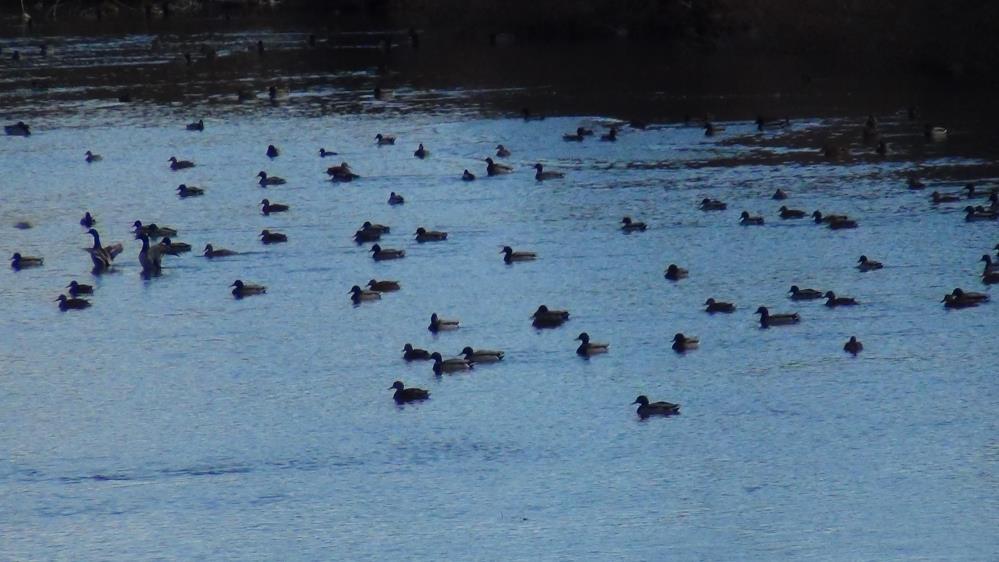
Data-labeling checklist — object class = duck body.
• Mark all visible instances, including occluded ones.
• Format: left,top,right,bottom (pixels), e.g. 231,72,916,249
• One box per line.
86,229,123,271
812,211,848,224
671,333,699,353
633,395,680,418
371,244,404,260
4,121,30,136
67,280,94,297
501,246,536,263
159,238,192,255
168,156,194,170
177,184,204,198
534,163,564,181
203,244,237,258
327,162,360,182
319,148,339,157
739,211,765,225
756,306,800,327
844,336,863,355
85,150,102,163
349,285,381,303
390,381,429,403
56,294,90,310
664,264,688,281
789,285,823,300
231,280,266,298
857,255,883,271
260,229,287,244
388,192,405,205
778,206,806,219
266,145,280,158
562,127,586,142
462,169,476,181
257,171,287,186
403,344,432,361
772,189,788,200
368,279,400,292
575,332,609,356
828,218,858,230
428,313,459,332
461,346,504,363
532,305,569,328
931,191,962,203
415,227,448,242
942,294,980,308
186,119,204,131
824,291,858,307
699,198,726,211
704,298,735,313
354,228,382,243
11,252,43,270
430,352,472,374
375,133,396,145
133,221,177,238
621,217,647,231
495,144,511,158
485,158,512,176
414,144,428,159
261,199,289,215
965,206,998,221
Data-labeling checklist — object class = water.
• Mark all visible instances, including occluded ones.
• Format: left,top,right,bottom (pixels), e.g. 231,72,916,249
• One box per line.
2,28,998,560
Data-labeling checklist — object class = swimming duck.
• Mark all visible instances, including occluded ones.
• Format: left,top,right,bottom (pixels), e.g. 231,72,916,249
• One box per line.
389,381,429,403
844,336,863,355
375,133,396,145
349,285,381,303
402,343,432,361
80,212,96,228
231,279,266,298
86,229,123,271
531,305,570,329
756,116,790,131
414,144,428,159
429,352,472,374
265,144,280,158
257,171,286,186
704,122,718,137
632,395,680,418
361,221,390,234
319,148,339,157
704,298,735,313
965,183,996,199
415,227,447,242
772,189,788,200
11,252,43,270
367,279,400,292
4,121,30,136
739,211,764,225
327,162,360,182
621,216,647,231
260,229,287,244
168,156,194,170
261,199,289,215
56,294,91,311
462,169,476,181
268,85,289,100
671,333,699,353
778,206,806,219
501,246,536,263
828,218,859,230
931,191,962,203
495,144,511,158
186,119,204,131
521,107,545,121
949,288,989,304
461,346,504,363
354,228,381,243
575,332,609,356
664,264,688,281
158,237,192,255
600,128,618,142
203,244,237,258
699,198,726,211
965,206,998,221
981,255,999,274
371,244,404,260
132,221,177,238
485,157,513,176
85,150,102,163
755,306,800,327
563,127,587,142
942,294,979,309
388,192,405,205
925,125,948,141
857,255,883,271
788,285,823,300
428,313,459,332
67,280,94,297
533,163,564,181
907,177,926,190
135,234,163,275
824,291,858,307
176,184,204,198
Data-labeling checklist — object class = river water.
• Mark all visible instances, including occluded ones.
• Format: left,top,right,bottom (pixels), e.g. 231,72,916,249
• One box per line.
1,25,997,560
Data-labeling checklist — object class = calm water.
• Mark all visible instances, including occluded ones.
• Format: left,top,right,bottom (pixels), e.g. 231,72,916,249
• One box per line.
1,28,998,561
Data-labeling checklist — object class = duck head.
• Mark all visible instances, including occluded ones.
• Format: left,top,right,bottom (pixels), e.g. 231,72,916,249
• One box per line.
755,306,769,315
632,395,650,406
532,305,550,317
389,381,405,390
672,333,686,342
370,244,382,253
460,346,474,355
230,280,245,289
575,332,590,342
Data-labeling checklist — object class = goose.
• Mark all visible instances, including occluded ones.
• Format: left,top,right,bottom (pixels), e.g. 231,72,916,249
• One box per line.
402,344,432,361
4,121,30,136
231,280,266,298
261,199,289,215
621,216,647,231
600,128,618,142
462,169,476,181
563,127,587,142
772,188,788,200
755,306,800,327
415,227,447,242
56,294,91,311
531,305,569,328
389,381,429,403
375,133,396,145
203,244,237,258
485,157,513,176
186,119,204,131
844,336,863,355
699,198,726,211
168,156,194,170
925,125,948,141
80,212,96,228
942,294,979,309
788,285,824,300
812,211,848,224
981,255,999,274
664,264,688,281
266,144,279,158
461,346,504,363
259,229,287,244
824,291,858,307
495,144,511,158
86,229,123,271
132,221,177,238
704,298,735,313
319,148,339,157
388,192,405,205
671,333,699,353
257,171,286,186
949,288,989,304
428,313,459,332
828,218,858,229
84,150,102,163
371,244,404,260
349,285,381,303
931,191,962,203
136,234,163,275
778,206,806,219
739,211,764,225
857,255,883,271
429,352,472,375
367,279,400,292
575,332,609,356
501,246,536,263
158,237,191,255
67,280,94,297
632,395,680,418
534,163,564,181
176,184,205,198
414,143,428,159
10,253,43,270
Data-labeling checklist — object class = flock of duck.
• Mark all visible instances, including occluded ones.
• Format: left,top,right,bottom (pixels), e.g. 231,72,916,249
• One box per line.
6,108,998,419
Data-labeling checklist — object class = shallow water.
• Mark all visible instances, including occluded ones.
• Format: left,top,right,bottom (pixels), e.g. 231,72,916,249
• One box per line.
2,27,998,560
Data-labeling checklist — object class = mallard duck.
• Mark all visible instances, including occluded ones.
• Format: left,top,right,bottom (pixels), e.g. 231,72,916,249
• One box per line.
664,264,688,281
485,157,512,176
755,306,800,327
739,211,764,225
461,346,504,363
788,285,824,300
168,156,194,170
367,279,400,292
67,280,94,297
177,184,204,198
389,381,429,403
824,291,858,307
388,192,405,205
600,128,618,142
260,229,287,244
699,198,726,211
812,211,848,224
86,229,123,271
319,148,339,157
327,162,360,182
361,221,390,234
778,206,806,219
531,305,569,328
266,144,279,158
414,143,428,159
430,352,472,375
495,144,511,158
942,294,979,309
231,280,266,298
931,191,962,203
203,244,237,258
4,121,30,136
981,254,999,274
857,255,883,271
354,228,381,243
415,227,447,242
671,333,699,353
257,171,286,186
375,133,396,145
772,188,788,200
621,216,647,231
349,285,381,303
704,298,735,313
575,332,609,356
84,150,102,163
828,218,858,229
462,169,476,181
925,125,948,141
534,163,564,181
56,294,91,310
563,127,587,142
11,252,43,270
949,288,989,304
132,221,177,238
186,119,204,131
80,212,96,228
159,237,191,255
633,395,680,418
403,344,432,361
501,246,536,263
371,244,404,260
428,313,459,332
844,336,863,355
136,234,163,275
261,199,289,215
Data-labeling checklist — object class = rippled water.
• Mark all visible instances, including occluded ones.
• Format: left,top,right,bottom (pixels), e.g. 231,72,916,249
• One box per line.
2,27,998,560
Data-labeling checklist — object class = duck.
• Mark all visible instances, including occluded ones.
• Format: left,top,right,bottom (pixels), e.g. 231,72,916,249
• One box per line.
664,264,688,281
772,188,788,200
349,285,381,303
824,291,858,307
429,352,472,375
485,157,513,176
857,255,883,271
942,294,979,309
812,211,847,224
203,244,237,258
965,183,996,199
415,227,447,242
354,228,381,243
531,305,570,328
461,346,504,363
318,148,339,157
965,206,998,221
231,279,266,298
704,298,735,313
981,254,999,274
388,192,405,205
931,190,962,203
328,162,360,182
4,121,30,136
402,344,432,361
462,169,476,181
158,237,192,255
367,279,400,292
600,128,618,142
907,177,927,190
739,211,764,225
788,285,824,300
80,212,96,228
168,156,195,170
621,216,647,231
575,332,609,356
86,229,123,271
704,122,718,137
11,252,43,270
562,127,587,142
135,234,163,275
755,306,800,327
67,280,94,297
495,144,511,158
521,107,545,121
56,294,91,311
370,244,404,260
375,133,396,145
632,395,680,418
756,115,790,131
828,218,859,230
175,184,204,198
925,125,948,141
268,85,289,101
260,229,287,244
265,144,280,158
534,163,564,181
186,119,204,131
389,381,429,403
699,198,726,211
671,333,699,353
428,313,459,332
414,143,428,159
949,288,989,304
844,336,863,355
132,221,177,238
501,246,536,263
778,206,806,219
257,171,287,186
84,150,102,163
361,221,390,234
261,199,289,215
